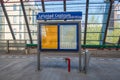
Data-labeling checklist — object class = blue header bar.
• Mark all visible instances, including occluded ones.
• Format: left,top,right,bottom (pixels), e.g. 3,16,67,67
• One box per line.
36,12,82,20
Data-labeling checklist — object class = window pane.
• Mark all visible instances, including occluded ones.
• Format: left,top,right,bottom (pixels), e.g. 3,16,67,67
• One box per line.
13,4,17,11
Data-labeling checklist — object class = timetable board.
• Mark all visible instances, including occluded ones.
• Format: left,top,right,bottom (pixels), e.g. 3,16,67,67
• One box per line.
40,24,78,51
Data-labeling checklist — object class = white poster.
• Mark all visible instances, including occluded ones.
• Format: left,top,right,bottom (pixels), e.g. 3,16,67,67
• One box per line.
60,25,77,49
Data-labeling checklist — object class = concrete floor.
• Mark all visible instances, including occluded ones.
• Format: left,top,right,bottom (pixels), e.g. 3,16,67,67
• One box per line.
0,55,120,80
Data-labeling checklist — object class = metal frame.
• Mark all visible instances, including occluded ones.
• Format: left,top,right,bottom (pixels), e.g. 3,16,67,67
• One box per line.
39,23,78,51
103,0,113,45
118,36,120,46
63,0,66,11
84,0,89,45
20,0,33,44
37,21,82,71
41,0,45,12
37,23,41,70
78,22,82,71
1,0,16,40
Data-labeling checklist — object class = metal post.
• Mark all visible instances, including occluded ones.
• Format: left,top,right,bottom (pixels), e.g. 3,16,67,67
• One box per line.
63,0,66,12
63,0,66,21
7,40,9,53
41,0,45,12
83,49,87,73
37,23,41,70
20,0,33,44
84,0,89,45
78,22,82,72
41,0,46,22
37,49,40,70
25,40,27,54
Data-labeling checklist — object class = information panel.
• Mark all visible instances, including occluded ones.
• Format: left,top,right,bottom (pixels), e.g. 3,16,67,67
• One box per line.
40,24,78,50
41,25,58,49
60,25,77,49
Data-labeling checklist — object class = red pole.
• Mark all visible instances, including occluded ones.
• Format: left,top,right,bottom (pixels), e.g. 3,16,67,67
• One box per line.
65,57,71,72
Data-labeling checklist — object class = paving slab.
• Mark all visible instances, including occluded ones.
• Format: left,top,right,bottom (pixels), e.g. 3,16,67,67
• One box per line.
0,55,120,80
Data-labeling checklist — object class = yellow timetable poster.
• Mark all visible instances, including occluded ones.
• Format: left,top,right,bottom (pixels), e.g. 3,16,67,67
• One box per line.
41,25,58,49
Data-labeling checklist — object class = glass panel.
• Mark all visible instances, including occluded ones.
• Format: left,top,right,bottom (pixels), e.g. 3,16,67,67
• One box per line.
24,2,38,32
87,24,103,32
86,33,101,41
45,1,63,12
107,29,120,36
0,0,119,46
106,2,120,44
89,0,107,3
66,0,86,24
4,33,13,39
86,41,100,45
106,36,119,43
88,15,108,23
13,32,28,40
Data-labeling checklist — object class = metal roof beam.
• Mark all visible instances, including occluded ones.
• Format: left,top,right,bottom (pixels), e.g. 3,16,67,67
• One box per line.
41,0,45,12
0,0,16,40
84,0,89,45
20,0,33,44
63,0,66,11
103,0,113,45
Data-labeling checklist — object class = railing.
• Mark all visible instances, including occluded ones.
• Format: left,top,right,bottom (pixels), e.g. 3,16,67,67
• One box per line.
82,45,120,50
0,40,27,53
0,40,120,54
26,44,120,49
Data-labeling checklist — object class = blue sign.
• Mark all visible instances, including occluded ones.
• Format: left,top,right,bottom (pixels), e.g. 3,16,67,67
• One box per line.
36,12,82,20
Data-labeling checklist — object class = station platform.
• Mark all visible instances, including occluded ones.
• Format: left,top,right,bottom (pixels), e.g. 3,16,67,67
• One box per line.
0,54,120,80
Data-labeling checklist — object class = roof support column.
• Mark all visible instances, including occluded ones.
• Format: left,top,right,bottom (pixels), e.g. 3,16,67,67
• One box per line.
63,0,66,11
103,0,113,45
20,0,33,44
84,0,89,45
1,0,16,40
41,0,45,12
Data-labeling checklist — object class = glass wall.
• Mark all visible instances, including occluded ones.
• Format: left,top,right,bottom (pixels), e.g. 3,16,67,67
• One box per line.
0,0,119,45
